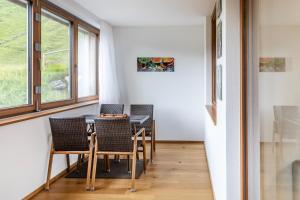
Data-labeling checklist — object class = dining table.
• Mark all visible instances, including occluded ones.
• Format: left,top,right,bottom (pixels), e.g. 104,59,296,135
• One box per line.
83,114,150,134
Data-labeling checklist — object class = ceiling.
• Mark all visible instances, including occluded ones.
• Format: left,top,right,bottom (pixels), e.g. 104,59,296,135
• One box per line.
73,0,215,26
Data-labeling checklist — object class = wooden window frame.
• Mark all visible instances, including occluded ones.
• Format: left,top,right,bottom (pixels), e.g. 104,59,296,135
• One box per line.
76,22,100,103
39,0,76,110
240,0,248,199
206,5,217,125
0,0,36,118
0,0,100,119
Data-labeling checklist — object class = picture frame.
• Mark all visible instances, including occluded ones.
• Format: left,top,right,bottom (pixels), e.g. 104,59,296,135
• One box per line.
216,0,222,18
259,57,286,72
217,21,222,59
137,57,175,72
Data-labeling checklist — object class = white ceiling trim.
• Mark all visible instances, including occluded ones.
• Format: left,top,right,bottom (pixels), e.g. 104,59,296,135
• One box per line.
72,0,215,27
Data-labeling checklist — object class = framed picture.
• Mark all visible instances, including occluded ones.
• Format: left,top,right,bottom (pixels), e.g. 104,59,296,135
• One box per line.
216,0,222,18
217,65,222,100
259,57,286,72
217,21,222,59
137,57,175,72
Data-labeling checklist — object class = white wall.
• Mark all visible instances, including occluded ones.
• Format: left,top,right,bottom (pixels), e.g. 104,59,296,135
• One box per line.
225,0,241,199
204,14,228,199
253,1,300,199
0,104,99,200
113,26,205,141
259,26,300,141
204,17,212,105
204,0,241,199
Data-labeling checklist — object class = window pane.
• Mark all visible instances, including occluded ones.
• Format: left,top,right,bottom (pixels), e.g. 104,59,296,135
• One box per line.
78,27,97,98
41,9,71,103
0,0,29,109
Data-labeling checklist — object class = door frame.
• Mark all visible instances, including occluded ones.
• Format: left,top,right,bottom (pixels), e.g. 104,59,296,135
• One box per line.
241,0,260,199
240,0,249,199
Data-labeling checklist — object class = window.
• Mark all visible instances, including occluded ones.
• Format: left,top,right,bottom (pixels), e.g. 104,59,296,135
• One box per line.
0,0,30,109
41,9,71,103
78,26,98,99
0,0,99,118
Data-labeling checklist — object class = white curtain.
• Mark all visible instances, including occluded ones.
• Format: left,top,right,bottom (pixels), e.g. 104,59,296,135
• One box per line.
99,21,121,104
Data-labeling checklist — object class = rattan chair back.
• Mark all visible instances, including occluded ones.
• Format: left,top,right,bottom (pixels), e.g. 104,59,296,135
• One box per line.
49,117,89,151
100,104,124,114
94,117,133,152
130,104,153,131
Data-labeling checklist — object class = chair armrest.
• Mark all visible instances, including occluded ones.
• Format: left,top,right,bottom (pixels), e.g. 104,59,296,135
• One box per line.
132,128,145,153
133,128,146,146
134,128,145,138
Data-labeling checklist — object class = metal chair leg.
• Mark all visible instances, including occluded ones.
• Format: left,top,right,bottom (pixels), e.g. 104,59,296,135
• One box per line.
150,134,154,162
143,144,147,173
66,154,70,172
153,120,156,152
127,155,131,173
77,154,82,171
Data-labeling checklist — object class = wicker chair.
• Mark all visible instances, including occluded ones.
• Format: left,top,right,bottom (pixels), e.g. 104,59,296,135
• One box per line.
100,104,125,162
92,117,146,192
273,106,300,151
100,104,124,114
46,117,94,191
130,104,156,161
83,104,124,135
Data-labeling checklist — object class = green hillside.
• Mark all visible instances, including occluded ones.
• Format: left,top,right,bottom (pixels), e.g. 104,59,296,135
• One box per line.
0,0,27,65
0,0,70,108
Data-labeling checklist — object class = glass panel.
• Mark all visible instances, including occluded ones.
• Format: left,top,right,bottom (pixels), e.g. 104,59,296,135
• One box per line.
78,26,97,98
255,1,300,199
0,0,29,108
41,9,71,103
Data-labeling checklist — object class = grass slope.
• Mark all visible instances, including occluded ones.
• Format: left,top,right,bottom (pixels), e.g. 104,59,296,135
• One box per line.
0,0,70,108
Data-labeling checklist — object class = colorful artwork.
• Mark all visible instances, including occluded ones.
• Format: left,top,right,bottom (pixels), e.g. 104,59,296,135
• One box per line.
137,57,175,72
259,57,286,72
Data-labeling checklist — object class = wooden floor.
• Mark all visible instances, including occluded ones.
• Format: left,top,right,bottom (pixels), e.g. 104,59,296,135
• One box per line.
33,143,214,200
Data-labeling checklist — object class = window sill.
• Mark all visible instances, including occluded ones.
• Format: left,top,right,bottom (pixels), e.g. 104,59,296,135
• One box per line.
0,100,99,127
205,105,217,125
